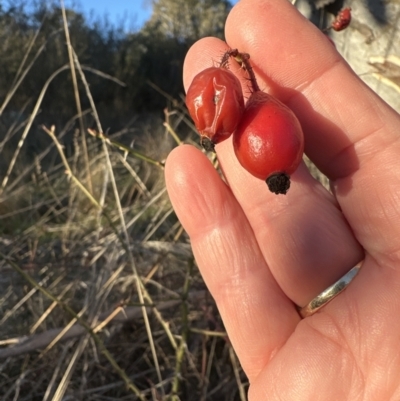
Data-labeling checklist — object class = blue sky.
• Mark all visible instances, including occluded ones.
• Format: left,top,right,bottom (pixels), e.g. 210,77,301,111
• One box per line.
62,0,237,31
62,0,152,31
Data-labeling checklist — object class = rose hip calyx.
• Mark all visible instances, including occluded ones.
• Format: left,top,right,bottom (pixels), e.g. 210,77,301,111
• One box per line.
200,136,216,152
266,173,291,195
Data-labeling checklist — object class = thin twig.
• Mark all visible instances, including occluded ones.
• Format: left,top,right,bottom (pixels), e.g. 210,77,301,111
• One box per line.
72,50,166,397
229,346,247,401
0,29,62,117
87,129,165,168
171,259,194,400
0,64,69,195
79,65,126,87
164,108,182,145
42,125,100,208
60,0,93,194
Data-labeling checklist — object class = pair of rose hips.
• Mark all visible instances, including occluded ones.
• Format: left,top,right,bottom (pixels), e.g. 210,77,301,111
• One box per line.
186,50,304,195
185,9,352,195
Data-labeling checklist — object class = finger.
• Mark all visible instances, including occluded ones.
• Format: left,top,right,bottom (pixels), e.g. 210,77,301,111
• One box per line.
247,255,400,401
165,145,300,380
220,3,400,396
216,137,364,307
179,3,400,397
225,0,400,262
183,38,363,306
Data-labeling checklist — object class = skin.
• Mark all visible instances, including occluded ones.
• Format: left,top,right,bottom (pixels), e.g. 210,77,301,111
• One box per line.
165,0,400,399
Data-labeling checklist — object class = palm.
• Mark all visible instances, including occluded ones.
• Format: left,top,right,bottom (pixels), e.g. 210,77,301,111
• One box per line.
165,0,400,399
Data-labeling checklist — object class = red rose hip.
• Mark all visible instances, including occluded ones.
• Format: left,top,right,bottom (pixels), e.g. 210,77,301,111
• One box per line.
331,7,351,32
185,66,245,151
233,91,304,195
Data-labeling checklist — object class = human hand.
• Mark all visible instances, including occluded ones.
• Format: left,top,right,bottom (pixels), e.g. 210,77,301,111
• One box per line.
165,0,400,399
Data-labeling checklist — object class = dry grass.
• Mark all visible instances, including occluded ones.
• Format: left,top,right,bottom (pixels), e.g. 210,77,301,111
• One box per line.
0,109,251,400
0,15,249,398
0,81,254,398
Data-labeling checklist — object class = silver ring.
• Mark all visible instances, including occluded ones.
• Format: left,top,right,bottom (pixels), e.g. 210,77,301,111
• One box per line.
299,262,363,318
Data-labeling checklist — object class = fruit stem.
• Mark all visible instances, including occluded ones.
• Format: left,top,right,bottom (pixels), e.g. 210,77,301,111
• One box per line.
220,49,260,92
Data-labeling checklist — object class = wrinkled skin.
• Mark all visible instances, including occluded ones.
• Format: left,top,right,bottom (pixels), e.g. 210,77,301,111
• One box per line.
185,66,245,147
165,0,400,400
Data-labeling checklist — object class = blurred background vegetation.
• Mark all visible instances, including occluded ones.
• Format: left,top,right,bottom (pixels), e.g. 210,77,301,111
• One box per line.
0,0,232,236
0,0,230,118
